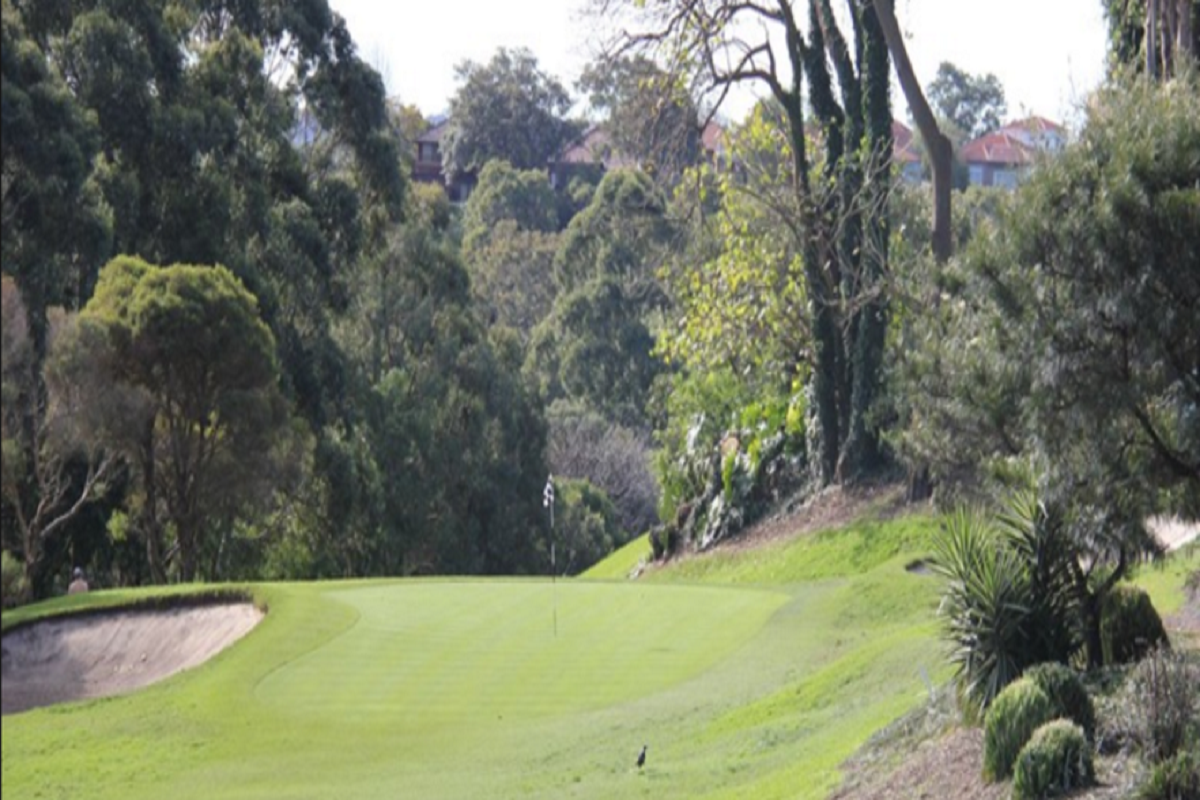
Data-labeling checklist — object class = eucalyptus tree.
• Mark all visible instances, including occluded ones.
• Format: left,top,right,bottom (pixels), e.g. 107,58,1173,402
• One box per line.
73,256,290,583
442,47,583,181
599,0,895,483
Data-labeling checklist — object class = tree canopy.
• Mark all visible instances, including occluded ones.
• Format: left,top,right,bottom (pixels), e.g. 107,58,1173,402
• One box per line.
76,256,289,582
927,61,1007,140
442,47,583,181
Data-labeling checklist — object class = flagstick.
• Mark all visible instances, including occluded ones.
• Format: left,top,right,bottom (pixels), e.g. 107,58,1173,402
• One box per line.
545,474,557,639
552,541,558,638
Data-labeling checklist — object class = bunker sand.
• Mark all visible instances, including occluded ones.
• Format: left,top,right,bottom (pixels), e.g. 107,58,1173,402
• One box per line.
1,603,262,715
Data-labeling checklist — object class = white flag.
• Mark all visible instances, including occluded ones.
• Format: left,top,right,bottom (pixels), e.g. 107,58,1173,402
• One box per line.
543,475,554,507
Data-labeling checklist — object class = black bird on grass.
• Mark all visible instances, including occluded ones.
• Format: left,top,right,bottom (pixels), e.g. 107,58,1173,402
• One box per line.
636,744,647,769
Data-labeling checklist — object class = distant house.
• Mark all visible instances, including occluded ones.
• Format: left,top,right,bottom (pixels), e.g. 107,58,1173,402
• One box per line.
960,116,1065,189
549,120,729,188
412,117,475,202
548,125,634,189
891,121,924,183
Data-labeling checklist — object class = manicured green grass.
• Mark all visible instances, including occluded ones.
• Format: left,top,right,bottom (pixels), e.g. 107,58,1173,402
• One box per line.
647,513,939,584
1131,545,1199,616
582,533,652,579
0,511,1025,799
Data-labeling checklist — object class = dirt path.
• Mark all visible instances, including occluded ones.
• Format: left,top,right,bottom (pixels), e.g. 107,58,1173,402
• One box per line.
1,603,262,715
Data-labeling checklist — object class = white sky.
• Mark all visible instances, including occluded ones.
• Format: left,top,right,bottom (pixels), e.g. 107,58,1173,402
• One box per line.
330,0,1108,129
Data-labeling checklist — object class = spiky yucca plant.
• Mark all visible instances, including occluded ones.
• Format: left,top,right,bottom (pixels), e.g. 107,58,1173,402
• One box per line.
931,507,1032,714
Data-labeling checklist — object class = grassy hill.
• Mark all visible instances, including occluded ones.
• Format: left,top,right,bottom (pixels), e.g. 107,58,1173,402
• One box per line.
19,501,1185,798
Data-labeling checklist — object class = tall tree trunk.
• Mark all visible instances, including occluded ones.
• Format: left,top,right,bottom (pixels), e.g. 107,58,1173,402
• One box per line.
841,2,891,481
1148,0,1160,77
140,423,167,584
871,0,952,264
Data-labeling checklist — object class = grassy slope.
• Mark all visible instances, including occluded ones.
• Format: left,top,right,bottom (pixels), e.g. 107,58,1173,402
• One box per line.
3,512,953,799
582,533,652,580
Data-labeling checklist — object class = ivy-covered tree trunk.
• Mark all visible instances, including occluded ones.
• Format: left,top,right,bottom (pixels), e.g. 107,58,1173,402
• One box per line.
840,3,891,481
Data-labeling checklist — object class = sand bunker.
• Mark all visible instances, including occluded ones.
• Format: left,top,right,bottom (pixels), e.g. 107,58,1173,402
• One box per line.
1,603,262,715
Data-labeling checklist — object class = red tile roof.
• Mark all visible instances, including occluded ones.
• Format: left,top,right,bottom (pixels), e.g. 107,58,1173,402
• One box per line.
998,116,1065,136
960,131,1038,166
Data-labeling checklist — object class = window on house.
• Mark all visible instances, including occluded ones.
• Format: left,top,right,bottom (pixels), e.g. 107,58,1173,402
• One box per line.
418,142,438,162
993,169,1019,189
968,164,985,186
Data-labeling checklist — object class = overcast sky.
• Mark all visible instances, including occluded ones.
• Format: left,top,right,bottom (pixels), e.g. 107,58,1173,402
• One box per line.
329,0,1108,128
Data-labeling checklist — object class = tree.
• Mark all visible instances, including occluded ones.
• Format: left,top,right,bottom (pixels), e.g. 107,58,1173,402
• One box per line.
338,182,549,577
442,48,583,181
602,0,895,484
579,54,702,185
872,0,953,264
526,169,674,426
77,256,290,583
926,61,1007,140
902,75,1198,663
1,0,111,347
1103,0,1198,78
1,279,118,598
462,160,559,258
659,103,810,388
546,401,659,538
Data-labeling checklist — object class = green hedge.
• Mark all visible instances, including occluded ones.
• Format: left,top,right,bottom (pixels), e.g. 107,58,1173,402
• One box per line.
1024,662,1096,742
1012,719,1094,800
983,677,1056,781
1101,584,1169,666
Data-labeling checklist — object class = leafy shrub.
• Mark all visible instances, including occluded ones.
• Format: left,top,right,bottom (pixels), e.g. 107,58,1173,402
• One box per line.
1024,662,1096,743
554,478,625,576
932,509,1037,713
1011,719,1094,800
983,677,1057,781
1130,646,1199,762
1101,585,1169,666
1,550,28,609
1137,749,1200,800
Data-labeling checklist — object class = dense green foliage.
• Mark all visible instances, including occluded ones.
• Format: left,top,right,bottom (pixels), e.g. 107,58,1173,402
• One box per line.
926,61,1007,139
1023,662,1096,743
1100,585,1170,666
442,47,581,181
75,256,289,583
983,678,1057,781
0,0,563,594
1011,720,1094,800
578,54,701,185
930,498,1080,713
1138,749,1200,800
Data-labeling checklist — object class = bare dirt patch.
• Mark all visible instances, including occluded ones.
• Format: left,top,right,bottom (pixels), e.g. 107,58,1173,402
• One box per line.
724,481,914,554
1,603,262,715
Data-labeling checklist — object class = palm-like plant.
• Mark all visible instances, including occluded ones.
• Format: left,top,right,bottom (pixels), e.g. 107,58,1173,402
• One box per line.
996,490,1080,665
931,507,1033,714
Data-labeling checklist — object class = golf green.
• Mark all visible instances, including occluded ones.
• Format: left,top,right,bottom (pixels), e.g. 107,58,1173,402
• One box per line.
256,580,789,724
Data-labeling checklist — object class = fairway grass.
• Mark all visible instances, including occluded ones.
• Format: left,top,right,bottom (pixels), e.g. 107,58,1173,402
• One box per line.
4,513,960,798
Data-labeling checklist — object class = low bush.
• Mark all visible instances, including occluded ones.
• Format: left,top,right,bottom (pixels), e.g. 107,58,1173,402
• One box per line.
1011,719,1094,800
1130,646,1200,763
1137,749,1200,800
1023,662,1096,742
1100,584,1169,666
983,677,1057,781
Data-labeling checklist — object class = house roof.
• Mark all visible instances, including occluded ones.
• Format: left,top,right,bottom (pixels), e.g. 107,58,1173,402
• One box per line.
416,119,450,144
959,131,1038,166
701,120,726,153
892,120,921,164
998,116,1065,136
